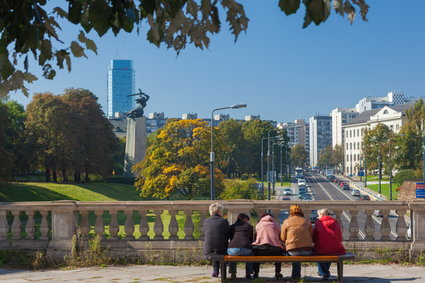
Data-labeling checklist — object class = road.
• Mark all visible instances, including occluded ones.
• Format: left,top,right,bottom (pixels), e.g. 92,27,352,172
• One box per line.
275,172,402,241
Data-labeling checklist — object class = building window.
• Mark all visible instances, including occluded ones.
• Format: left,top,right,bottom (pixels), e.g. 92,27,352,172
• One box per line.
396,124,400,130
357,129,360,136
350,143,352,150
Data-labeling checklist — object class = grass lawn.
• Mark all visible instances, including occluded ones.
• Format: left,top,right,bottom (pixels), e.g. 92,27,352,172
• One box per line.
0,182,144,201
367,184,398,200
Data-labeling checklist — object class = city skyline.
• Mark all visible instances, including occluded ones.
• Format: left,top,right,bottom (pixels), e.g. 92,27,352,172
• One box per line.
9,0,425,122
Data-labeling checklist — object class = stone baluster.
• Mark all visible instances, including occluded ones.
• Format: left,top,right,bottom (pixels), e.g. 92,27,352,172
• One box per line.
184,210,194,240
109,210,119,240
333,210,343,233
124,210,134,240
39,210,49,240
168,210,179,240
348,210,360,240
364,210,375,240
11,211,21,239
79,210,90,238
0,210,8,240
198,210,208,240
25,210,35,240
139,210,149,240
380,210,391,241
395,210,407,240
271,209,281,224
94,210,104,237
153,210,164,240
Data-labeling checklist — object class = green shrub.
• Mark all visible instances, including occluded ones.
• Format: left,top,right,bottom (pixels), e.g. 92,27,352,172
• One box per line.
220,178,260,200
394,169,420,187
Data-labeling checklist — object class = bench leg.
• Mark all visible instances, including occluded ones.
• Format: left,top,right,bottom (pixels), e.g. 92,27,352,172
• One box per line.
337,261,343,283
220,261,226,283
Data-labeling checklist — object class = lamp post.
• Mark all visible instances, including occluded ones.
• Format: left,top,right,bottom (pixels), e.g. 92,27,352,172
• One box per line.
261,137,267,196
210,103,246,200
280,143,283,186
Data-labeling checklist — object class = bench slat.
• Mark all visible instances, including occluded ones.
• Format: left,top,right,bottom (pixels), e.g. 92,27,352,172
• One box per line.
224,255,339,262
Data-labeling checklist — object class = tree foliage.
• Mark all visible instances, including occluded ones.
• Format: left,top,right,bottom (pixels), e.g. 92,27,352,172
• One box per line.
363,123,394,174
133,119,225,199
25,89,118,182
0,103,14,180
0,0,369,97
317,144,343,168
291,144,308,167
393,169,420,187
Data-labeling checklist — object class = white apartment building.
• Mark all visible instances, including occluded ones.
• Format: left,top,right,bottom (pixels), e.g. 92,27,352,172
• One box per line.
245,115,260,121
355,91,415,113
182,113,198,119
309,115,332,168
343,103,413,176
331,107,358,148
277,119,309,151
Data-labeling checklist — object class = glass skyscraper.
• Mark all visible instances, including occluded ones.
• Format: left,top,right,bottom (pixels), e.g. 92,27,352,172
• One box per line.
107,59,135,118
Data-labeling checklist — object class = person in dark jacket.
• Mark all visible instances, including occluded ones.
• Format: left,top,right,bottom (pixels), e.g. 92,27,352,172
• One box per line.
313,208,346,279
203,202,230,278
227,213,254,279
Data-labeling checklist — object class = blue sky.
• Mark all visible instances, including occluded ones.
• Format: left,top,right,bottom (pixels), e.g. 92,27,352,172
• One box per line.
11,0,425,122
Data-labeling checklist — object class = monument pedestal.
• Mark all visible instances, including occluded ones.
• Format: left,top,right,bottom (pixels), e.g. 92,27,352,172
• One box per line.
124,117,147,176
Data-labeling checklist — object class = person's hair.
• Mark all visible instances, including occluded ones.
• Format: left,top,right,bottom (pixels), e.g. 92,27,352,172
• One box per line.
209,202,223,216
289,204,304,217
237,213,250,222
260,212,273,219
317,208,329,216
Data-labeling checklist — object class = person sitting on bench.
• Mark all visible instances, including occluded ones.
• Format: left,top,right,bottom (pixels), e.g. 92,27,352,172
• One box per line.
252,212,285,279
203,202,229,278
227,213,254,279
313,208,346,280
281,204,313,280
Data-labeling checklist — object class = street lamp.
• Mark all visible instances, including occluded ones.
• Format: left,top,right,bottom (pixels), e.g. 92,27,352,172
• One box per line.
210,103,246,200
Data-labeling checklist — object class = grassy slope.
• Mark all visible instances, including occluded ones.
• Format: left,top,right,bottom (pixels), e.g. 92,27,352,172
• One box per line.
367,184,398,200
0,182,143,201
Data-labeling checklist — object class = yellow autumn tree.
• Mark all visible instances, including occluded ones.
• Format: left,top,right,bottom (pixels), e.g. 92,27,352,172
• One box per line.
133,119,225,199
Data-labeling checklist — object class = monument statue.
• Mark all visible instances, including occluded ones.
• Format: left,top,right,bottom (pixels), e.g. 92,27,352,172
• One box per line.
126,89,150,119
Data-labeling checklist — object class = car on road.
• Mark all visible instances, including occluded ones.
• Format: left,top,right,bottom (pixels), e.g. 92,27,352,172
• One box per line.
374,210,383,217
359,195,370,200
303,193,313,200
339,181,347,187
333,178,340,183
281,196,290,200
309,210,318,224
351,189,360,196
297,179,306,186
342,184,350,190
283,188,292,196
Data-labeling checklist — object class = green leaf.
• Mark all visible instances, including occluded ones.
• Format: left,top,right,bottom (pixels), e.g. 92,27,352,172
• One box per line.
41,40,53,60
68,0,82,24
70,41,86,58
89,0,112,36
279,0,300,15
306,0,330,25
302,12,312,28
53,7,68,19
0,52,15,79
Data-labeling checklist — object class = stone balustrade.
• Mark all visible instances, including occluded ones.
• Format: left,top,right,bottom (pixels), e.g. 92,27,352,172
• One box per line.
1,200,424,261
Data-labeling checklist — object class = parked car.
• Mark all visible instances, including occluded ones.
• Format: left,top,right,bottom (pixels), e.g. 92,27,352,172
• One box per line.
339,181,347,187
359,195,370,200
342,184,350,190
283,188,292,196
374,210,383,217
351,189,360,196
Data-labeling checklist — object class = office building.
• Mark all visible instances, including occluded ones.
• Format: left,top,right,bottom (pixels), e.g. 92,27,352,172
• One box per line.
309,115,332,168
331,107,358,148
107,59,135,118
355,91,415,113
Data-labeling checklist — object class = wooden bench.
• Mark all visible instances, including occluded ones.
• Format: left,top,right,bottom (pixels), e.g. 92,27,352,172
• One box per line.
208,253,355,282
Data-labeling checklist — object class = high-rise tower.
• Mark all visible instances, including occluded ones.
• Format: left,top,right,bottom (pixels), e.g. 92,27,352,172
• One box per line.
107,59,135,118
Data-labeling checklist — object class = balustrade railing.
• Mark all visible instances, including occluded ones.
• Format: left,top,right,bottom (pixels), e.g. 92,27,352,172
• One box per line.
0,200,416,243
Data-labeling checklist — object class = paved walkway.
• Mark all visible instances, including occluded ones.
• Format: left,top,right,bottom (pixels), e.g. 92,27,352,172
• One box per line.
1,264,425,282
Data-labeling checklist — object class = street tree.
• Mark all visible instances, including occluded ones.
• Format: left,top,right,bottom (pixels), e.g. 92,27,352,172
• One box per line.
0,0,369,97
363,123,394,177
291,144,308,167
395,99,425,171
133,119,225,199
0,103,14,180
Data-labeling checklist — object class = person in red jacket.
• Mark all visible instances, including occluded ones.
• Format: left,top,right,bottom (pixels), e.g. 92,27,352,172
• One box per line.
313,208,346,279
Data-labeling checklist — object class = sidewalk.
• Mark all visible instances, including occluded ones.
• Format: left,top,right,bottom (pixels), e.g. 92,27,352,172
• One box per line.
1,263,425,282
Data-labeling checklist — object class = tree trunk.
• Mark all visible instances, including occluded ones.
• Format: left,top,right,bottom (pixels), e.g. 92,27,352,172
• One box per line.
45,167,51,182
85,171,89,183
62,169,67,182
52,169,57,183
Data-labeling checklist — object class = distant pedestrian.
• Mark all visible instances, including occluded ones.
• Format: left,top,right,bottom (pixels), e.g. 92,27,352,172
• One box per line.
203,202,230,278
313,208,346,280
252,212,285,279
227,213,254,279
281,204,313,280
